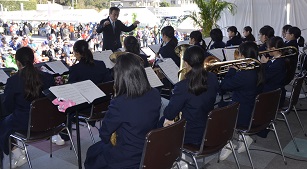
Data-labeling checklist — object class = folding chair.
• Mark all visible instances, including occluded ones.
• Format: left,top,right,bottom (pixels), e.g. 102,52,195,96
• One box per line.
182,103,240,169
236,89,286,169
139,119,186,169
9,97,77,169
78,81,114,143
278,74,307,152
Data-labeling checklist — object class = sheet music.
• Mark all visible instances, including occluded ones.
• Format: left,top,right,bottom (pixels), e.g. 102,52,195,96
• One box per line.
72,80,106,103
145,67,163,88
223,48,237,61
49,84,88,105
46,61,69,75
208,48,224,61
148,44,161,54
177,40,189,45
0,69,9,84
141,47,156,60
40,65,55,75
93,50,115,68
158,59,179,85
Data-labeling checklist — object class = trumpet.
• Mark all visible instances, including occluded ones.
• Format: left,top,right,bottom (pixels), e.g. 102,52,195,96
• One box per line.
258,46,298,58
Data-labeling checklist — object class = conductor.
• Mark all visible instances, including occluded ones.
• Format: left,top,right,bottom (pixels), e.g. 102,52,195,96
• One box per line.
96,7,140,52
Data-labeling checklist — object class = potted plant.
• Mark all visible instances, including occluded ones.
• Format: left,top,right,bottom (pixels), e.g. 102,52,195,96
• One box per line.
189,0,236,36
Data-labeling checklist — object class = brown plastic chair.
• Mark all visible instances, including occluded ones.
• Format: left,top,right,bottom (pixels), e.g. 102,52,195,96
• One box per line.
277,73,306,152
9,97,77,169
236,89,286,169
182,103,240,169
78,81,114,143
139,119,186,169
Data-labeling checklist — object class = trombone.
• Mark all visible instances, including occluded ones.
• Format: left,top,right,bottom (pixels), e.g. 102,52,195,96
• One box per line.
258,46,298,58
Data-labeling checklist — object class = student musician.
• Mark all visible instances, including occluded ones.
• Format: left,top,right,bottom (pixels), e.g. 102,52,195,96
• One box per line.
161,46,219,146
123,35,149,67
284,26,305,85
260,36,286,106
156,26,180,67
282,25,292,41
189,30,210,58
84,53,161,169
0,47,54,168
242,26,255,42
226,26,242,47
68,40,112,84
258,25,275,52
219,42,263,160
209,28,226,49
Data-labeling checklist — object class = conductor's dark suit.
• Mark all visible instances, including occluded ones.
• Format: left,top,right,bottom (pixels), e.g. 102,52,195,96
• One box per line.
96,17,137,52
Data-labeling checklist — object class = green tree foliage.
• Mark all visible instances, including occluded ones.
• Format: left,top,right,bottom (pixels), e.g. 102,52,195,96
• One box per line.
189,0,236,36
0,0,37,11
159,1,170,7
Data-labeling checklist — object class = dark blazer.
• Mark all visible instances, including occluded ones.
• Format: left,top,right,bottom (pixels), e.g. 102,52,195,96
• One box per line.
221,68,258,127
158,42,180,67
263,58,286,105
84,88,161,169
163,72,219,145
284,40,299,85
0,71,54,154
96,17,137,52
68,60,112,84
242,34,255,42
226,36,242,47
210,41,226,49
138,53,150,67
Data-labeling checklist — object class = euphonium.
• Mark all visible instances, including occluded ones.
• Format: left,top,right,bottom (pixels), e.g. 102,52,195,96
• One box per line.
109,51,145,66
175,44,192,81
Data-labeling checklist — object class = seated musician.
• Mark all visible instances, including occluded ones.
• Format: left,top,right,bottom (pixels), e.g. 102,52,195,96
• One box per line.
68,40,112,84
84,53,161,169
123,35,149,67
226,26,243,47
209,28,226,49
258,25,275,52
260,36,286,107
156,26,180,67
282,24,292,41
242,26,256,42
0,47,55,168
284,27,305,85
219,42,264,160
189,30,210,58
161,46,219,146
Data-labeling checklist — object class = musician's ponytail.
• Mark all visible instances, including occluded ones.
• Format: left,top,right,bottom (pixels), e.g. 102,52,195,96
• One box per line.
190,30,207,50
183,46,208,95
16,47,43,101
73,40,94,65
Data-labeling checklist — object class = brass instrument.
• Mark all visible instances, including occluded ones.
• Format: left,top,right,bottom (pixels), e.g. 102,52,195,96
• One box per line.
109,51,145,66
175,44,192,81
258,46,298,58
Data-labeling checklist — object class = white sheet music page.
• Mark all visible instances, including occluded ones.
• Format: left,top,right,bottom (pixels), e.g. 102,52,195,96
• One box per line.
46,61,69,75
158,59,179,85
208,49,224,61
141,47,156,60
223,48,236,61
148,44,161,54
93,50,115,68
49,84,88,105
145,67,163,88
72,80,106,103
0,69,9,84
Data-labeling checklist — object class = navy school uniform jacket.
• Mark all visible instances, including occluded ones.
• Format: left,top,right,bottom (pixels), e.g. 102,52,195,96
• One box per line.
68,60,112,84
163,72,219,145
85,88,161,169
284,40,299,85
210,41,226,49
158,42,180,67
226,36,242,47
220,68,258,127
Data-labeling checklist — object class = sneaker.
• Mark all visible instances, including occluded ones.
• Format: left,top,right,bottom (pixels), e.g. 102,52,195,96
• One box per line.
219,143,237,161
17,141,25,155
52,134,65,146
11,154,27,169
237,135,253,153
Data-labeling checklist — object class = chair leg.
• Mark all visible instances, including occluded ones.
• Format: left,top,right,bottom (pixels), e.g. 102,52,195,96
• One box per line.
49,137,52,158
191,155,199,169
22,140,32,169
293,106,307,137
66,128,78,159
271,123,287,165
85,120,96,144
240,133,254,169
280,112,300,152
9,137,12,169
176,161,181,169
229,141,240,169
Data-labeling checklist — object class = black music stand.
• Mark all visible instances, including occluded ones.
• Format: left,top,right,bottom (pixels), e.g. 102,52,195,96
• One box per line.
43,89,109,169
